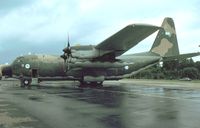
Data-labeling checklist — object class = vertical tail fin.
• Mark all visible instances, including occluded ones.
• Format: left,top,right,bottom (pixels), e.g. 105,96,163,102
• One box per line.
150,17,180,57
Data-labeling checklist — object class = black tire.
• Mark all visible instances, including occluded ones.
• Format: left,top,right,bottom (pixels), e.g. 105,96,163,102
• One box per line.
79,81,103,88
79,81,88,87
97,81,103,86
24,80,29,85
90,82,103,88
21,79,32,88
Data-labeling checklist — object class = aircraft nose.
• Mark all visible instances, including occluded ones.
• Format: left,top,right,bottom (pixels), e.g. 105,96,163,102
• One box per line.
0,69,2,79
1,65,12,77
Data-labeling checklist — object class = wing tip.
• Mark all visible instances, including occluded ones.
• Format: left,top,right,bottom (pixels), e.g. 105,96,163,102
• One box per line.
127,24,161,30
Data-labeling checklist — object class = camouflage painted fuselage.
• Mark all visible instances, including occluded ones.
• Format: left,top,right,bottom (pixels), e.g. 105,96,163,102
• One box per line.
11,52,161,81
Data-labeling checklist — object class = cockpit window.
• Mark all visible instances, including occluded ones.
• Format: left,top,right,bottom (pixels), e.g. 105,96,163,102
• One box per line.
15,57,24,63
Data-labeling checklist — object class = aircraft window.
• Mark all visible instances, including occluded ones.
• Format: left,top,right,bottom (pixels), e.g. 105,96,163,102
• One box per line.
16,57,24,63
165,31,171,37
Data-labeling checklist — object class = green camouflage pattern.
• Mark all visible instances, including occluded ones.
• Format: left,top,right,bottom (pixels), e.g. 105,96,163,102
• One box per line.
150,17,180,57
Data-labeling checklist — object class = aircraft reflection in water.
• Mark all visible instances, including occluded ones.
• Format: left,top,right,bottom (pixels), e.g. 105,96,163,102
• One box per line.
1,17,200,87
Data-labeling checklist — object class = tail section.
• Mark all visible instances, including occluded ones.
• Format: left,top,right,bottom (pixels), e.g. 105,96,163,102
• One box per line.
150,17,180,57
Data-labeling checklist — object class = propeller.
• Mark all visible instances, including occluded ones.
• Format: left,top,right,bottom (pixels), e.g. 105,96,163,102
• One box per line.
63,34,71,57
60,34,72,71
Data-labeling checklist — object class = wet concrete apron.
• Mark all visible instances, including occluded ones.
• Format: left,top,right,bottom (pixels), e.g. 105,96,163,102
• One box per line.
1,80,200,128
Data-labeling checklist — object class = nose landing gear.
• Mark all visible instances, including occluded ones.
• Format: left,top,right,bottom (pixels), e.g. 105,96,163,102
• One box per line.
20,78,32,88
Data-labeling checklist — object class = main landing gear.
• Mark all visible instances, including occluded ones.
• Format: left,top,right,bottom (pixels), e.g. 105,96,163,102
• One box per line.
79,81,103,88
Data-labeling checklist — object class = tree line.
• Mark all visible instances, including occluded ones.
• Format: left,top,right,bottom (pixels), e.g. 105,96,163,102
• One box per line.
133,58,200,80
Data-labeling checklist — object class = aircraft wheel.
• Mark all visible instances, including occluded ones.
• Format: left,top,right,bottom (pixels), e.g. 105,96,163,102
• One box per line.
22,79,32,88
92,82,103,88
79,81,103,88
84,82,103,88
79,81,88,87
97,81,103,86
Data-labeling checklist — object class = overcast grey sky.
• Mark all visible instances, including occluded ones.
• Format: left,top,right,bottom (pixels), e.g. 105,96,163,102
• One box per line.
0,0,200,63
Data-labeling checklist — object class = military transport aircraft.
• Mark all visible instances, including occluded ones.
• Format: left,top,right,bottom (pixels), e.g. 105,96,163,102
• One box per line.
1,17,200,87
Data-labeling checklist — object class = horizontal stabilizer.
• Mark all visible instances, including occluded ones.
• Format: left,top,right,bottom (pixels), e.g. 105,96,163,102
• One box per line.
96,24,160,56
163,52,200,61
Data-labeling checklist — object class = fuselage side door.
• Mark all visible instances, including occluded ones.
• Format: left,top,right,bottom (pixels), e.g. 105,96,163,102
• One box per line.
31,69,38,78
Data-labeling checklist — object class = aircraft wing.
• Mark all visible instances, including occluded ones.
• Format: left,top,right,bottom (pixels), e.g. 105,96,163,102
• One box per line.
95,24,160,56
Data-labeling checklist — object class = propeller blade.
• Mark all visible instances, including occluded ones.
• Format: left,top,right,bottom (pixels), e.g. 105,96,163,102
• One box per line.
67,33,70,48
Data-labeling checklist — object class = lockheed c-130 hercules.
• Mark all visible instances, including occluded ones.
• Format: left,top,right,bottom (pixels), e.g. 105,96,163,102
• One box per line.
1,17,200,87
